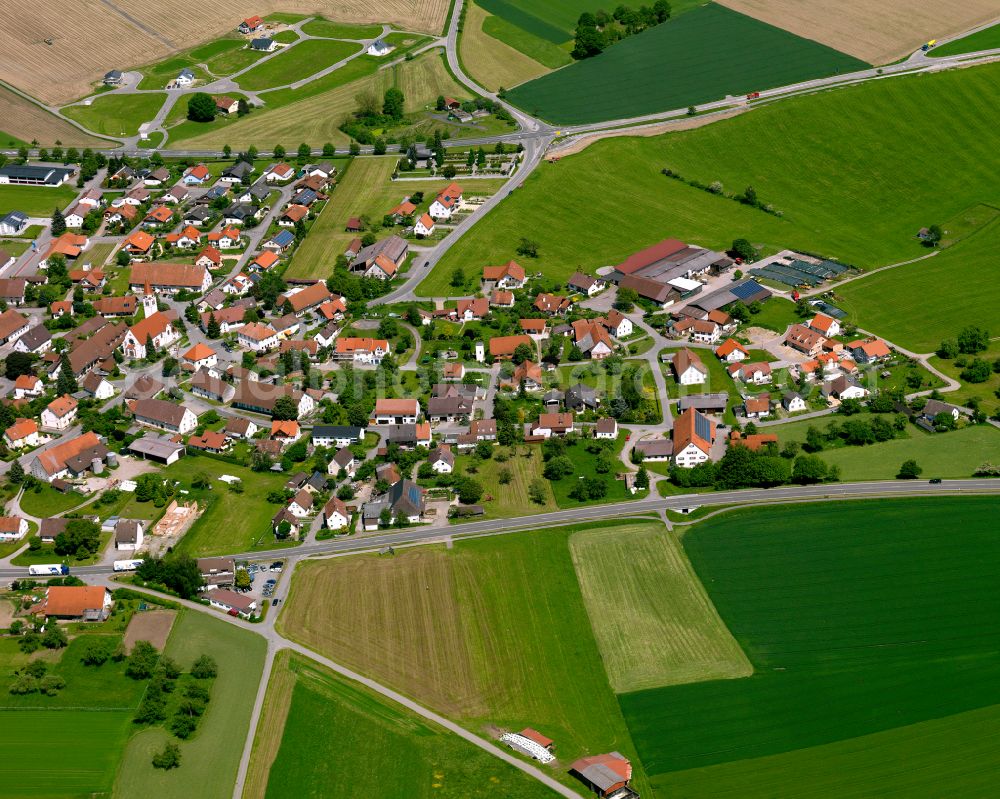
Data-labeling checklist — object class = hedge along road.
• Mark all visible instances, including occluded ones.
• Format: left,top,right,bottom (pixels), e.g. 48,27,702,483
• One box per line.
14,480,1000,581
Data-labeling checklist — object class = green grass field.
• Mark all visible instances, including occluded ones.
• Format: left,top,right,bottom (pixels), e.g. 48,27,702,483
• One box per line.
164,454,297,556
0,184,80,217
622,498,1000,795
280,521,653,793
114,610,267,799
426,61,1000,294
259,652,556,798
452,446,558,518
836,220,1000,352
481,14,572,69
62,93,166,137
929,342,1000,417
547,433,643,507
173,49,464,150
237,40,363,91
930,23,1000,58
17,483,88,516
300,19,383,39
507,4,868,125
569,523,750,693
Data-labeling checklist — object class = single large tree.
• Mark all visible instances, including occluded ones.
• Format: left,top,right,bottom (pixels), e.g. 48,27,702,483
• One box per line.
56,353,77,394
383,87,405,120
187,93,217,122
51,208,66,236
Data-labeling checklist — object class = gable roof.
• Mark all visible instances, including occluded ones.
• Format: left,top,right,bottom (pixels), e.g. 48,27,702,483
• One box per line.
672,407,714,455
672,347,706,375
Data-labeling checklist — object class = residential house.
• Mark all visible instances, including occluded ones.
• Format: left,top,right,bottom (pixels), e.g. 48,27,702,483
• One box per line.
41,394,78,430
131,398,197,434
594,417,618,439
0,309,30,344
729,429,779,452
93,295,138,318
175,68,195,87
323,497,350,531
333,337,390,364
490,289,515,308
414,213,435,237
567,272,604,297
0,211,28,235
32,586,113,622
208,226,243,249
572,319,614,360
4,418,40,449
822,375,869,401
328,447,357,477
481,261,526,291
489,334,533,360
0,516,29,541
312,425,364,448
366,38,393,56
13,374,43,399
239,15,263,33
190,369,235,403
238,323,279,352
427,393,473,424
186,430,230,453
361,480,425,531
200,305,251,335
122,230,156,259
503,360,543,392
12,325,51,355
184,207,213,228
671,348,708,385
601,309,632,339
277,282,331,316
205,588,256,618
114,519,144,551
182,164,210,185
672,407,715,469
198,557,235,590
350,236,408,274
565,383,599,413
271,420,300,445
429,183,462,219
365,253,398,280
921,399,966,423
286,489,313,519
729,361,773,385
124,375,164,402
784,324,826,357
224,417,258,440
782,392,807,413
263,229,295,253
279,204,308,227
220,162,254,184
715,338,749,363
251,250,280,271
195,246,222,271
182,343,218,372
427,444,455,474
372,398,419,426
231,382,314,418
809,312,841,338
121,312,179,359
104,204,138,227
530,413,574,438
265,163,296,183
846,338,892,364
384,423,432,449
744,394,772,419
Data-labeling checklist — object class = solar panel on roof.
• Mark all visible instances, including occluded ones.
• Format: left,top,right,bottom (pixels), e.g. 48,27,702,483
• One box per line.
730,279,766,300
694,412,712,441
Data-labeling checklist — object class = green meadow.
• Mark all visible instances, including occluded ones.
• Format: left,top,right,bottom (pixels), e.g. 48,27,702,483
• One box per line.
621,498,1000,794
423,61,1000,295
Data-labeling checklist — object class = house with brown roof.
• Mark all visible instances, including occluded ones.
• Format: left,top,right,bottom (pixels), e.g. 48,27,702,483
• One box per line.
809,312,841,337
672,407,715,469
333,337,390,364
530,412,574,438
455,297,489,321
4,418,40,449
131,398,197,434
187,430,230,453
372,398,419,425
743,393,772,419
594,417,618,439
238,323,279,352
728,361,773,385
0,308,29,344
277,281,332,315
572,319,614,360
671,348,708,385
129,262,211,294
502,360,543,392
191,368,235,403
205,588,256,618
93,295,138,317
322,496,350,530
534,293,571,315
232,382,314,418
489,334,533,360
224,417,258,440
568,271,604,297
481,261,526,291
13,374,43,399
41,394,78,430
846,338,891,364
0,515,29,541
784,324,826,357
287,488,313,518
32,586,113,621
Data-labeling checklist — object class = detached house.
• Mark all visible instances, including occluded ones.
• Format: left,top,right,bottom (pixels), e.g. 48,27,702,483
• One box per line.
13,374,43,399
482,261,526,291
429,183,462,219
567,272,604,297
122,312,179,359
41,395,78,430
728,361,773,385
372,398,419,426
809,312,841,338
672,407,715,468
671,348,708,385
323,497,350,531
785,324,826,357
131,398,197,434
715,338,749,363
333,337,389,364
4,418,41,449
238,323,279,352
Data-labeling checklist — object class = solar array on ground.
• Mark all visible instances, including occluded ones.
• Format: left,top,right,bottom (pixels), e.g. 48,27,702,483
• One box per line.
751,258,850,287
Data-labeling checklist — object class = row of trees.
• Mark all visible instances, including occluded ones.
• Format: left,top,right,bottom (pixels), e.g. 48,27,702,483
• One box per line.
572,3,673,59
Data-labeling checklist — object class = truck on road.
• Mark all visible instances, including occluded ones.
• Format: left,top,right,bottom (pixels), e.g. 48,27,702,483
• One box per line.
28,564,70,576
113,559,144,572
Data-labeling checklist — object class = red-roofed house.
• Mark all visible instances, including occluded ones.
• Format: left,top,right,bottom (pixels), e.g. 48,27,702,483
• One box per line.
715,338,749,363
482,261,525,290
414,213,435,237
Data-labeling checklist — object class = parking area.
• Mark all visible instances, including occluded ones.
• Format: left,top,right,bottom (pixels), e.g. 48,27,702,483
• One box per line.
240,558,288,611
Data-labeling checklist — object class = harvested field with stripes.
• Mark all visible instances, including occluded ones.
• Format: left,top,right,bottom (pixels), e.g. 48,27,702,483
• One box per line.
460,2,551,92
720,0,1000,64
569,523,751,693
0,86,108,147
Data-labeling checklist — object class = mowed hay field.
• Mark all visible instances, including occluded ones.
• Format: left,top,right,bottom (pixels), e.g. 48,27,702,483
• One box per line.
719,0,1000,64
250,652,556,799
237,39,362,91
836,219,1000,352
507,3,868,125
620,498,1000,795
114,610,267,799
63,92,167,137
0,86,108,147
0,1,448,104
279,522,652,793
460,3,551,92
569,523,750,693
426,62,1000,294
175,50,465,150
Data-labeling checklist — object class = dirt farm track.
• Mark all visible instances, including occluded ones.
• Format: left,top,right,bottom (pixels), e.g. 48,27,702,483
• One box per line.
719,0,1000,65
0,0,449,105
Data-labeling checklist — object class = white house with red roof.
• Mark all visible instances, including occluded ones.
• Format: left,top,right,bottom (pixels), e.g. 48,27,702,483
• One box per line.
429,183,462,219
809,312,841,338
414,213,435,237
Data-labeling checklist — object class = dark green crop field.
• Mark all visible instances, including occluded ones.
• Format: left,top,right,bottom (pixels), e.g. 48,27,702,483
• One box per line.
620,497,1000,794
507,3,869,124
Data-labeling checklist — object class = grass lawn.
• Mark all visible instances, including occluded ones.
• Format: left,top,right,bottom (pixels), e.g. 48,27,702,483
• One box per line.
164,454,298,556
548,433,644,508
82,241,116,268
300,19,383,39
203,46,267,76
507,4,868,125
481,14,572,69
62,93,166,137
114,610,267,799
569,522,750,693
279,520,654,794
930,23,1000,58
138,59,209,90
238,40,363,91
836,220,1000,352
0,184,80,217
625,497,1000,794
428,61,1000,292
250,651,556,799
173,50,467,150
17,483,88,516
452,445,556,518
